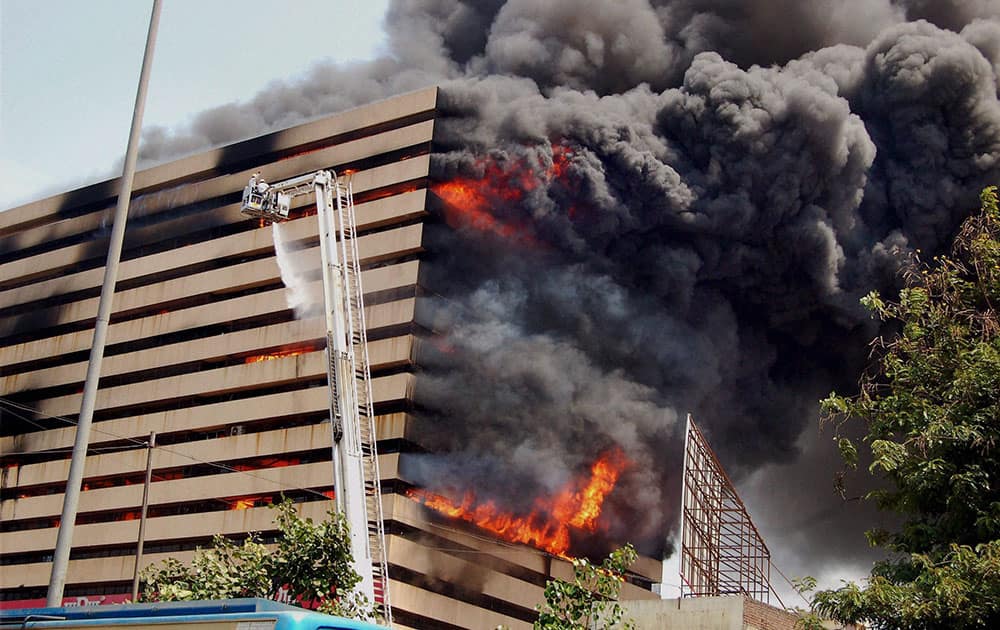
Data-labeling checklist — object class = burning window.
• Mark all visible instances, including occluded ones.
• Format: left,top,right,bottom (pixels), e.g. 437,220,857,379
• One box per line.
244,341,321,364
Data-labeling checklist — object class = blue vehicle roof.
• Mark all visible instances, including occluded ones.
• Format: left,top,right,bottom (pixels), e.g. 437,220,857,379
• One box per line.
0,599,386,630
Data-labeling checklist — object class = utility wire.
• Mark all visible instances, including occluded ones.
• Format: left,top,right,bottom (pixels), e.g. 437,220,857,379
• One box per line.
0,396,149,449
770,560,812,609
0,400,58,434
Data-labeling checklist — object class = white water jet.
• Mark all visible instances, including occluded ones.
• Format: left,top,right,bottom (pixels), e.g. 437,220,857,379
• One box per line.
271,222,319,318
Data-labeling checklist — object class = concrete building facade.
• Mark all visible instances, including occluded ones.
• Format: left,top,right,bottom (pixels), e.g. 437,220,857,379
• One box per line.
0,88,661,628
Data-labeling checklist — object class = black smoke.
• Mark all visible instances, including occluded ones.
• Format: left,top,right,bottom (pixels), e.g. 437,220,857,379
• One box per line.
137,1,1000,574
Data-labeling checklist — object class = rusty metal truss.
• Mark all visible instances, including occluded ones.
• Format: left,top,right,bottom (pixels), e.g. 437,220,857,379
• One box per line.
680,414,783,607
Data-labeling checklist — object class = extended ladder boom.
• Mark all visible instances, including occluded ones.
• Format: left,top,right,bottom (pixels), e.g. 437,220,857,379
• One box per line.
241,172,391,622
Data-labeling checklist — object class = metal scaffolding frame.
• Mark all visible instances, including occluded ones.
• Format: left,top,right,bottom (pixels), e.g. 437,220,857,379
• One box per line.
679,415,783,607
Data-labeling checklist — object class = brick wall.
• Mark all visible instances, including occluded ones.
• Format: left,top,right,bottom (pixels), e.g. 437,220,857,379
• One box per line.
742,597,799,630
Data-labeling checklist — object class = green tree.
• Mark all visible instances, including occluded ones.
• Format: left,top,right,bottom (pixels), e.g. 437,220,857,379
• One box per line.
534,544,638,630
815,187,1000,629
140,500,374,621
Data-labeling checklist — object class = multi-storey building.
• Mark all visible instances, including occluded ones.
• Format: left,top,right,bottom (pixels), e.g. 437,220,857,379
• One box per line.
0,87,661,629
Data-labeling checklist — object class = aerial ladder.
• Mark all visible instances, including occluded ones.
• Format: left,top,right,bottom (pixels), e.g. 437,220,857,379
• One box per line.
241,171,390,623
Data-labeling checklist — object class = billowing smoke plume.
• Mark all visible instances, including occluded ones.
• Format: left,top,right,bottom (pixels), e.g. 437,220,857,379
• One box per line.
140,1,1000,574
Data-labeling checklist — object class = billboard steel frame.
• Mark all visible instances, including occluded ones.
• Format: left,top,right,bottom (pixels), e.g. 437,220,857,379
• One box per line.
679,414,782,607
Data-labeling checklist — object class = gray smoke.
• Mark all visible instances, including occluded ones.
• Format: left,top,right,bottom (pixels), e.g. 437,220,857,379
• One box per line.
138,1,1000,569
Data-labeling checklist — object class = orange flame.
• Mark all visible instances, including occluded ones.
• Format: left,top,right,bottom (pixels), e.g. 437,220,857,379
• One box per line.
407,448,626,557
433,145,575,244
244,346,312,364
556,448,627,531
435,180,528,241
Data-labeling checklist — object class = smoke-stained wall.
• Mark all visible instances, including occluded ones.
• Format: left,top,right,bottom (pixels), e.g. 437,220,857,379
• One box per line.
135,1,1000,570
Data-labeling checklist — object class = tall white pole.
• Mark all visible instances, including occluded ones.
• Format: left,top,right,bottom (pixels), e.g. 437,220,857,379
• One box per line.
47,0,162,606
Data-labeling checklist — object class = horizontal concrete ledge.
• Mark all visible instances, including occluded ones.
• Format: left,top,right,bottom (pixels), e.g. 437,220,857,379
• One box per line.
390,579,530,630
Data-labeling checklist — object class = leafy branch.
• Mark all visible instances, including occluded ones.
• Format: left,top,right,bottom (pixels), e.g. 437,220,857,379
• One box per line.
534,544,637,630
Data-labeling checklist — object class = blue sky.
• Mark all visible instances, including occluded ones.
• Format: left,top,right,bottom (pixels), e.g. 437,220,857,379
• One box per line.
0,0,391,210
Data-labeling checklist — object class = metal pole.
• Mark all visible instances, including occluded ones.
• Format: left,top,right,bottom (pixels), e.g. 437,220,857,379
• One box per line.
131,431,156,601
47,0,162,606
679,413,691,599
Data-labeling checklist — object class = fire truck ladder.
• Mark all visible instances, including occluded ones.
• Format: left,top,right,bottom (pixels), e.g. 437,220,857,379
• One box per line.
330,178,391,619
240,171,391,623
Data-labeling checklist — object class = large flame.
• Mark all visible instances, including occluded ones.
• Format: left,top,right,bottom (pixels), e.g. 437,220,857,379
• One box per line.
407,448,627,557
433,145,575,244
556,449,626,531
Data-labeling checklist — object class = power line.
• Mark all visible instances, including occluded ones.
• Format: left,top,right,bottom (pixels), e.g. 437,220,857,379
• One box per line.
0,396,149,449
0,399,60,434
770,560,812,609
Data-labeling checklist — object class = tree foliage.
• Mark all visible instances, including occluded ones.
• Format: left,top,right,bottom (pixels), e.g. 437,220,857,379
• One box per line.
139,500,374,621
534,544,637,630
816,187,1000,629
